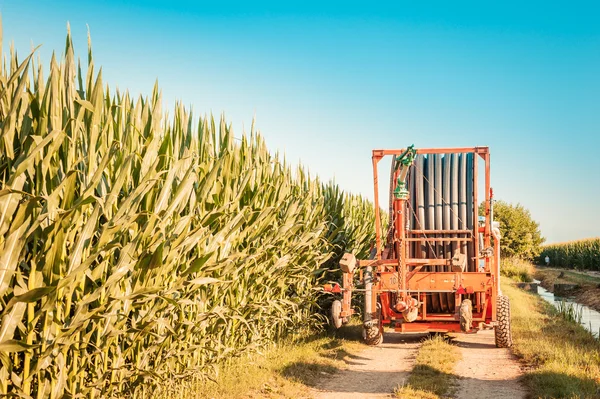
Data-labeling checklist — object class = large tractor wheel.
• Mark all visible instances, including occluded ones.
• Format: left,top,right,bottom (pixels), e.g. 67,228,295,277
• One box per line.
494,295,512,348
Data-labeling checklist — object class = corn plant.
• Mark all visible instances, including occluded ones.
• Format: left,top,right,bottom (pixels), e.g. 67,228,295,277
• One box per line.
0,30,377,398
540,238,600,271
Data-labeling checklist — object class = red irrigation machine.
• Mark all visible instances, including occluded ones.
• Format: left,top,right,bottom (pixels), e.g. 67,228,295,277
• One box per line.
326,146,512,347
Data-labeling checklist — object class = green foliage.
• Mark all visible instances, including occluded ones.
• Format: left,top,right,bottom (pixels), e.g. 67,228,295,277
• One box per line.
503,281,600,398
0,31,376,397
500,257,534,282
540,238,600,271
556,301,584,324
395,335,459,398
482,200,544,260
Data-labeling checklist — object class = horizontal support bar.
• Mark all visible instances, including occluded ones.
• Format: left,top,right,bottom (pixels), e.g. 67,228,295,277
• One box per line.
373,147,489,158
405,237,473,242
405,259,449,266
408,229,473,235
409,272,493,292
357,259,397,267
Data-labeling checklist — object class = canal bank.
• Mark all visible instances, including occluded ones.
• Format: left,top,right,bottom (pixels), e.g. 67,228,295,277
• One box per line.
502,279,600,398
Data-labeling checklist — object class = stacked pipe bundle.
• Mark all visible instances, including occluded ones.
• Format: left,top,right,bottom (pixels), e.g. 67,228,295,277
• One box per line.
407,153,476,313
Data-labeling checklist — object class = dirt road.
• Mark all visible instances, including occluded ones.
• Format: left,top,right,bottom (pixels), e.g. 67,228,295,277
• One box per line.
452,329,526,399
312,333,422,398
312,329,526,399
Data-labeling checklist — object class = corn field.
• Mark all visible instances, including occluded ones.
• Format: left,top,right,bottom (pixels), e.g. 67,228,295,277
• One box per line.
0,31,377,397
540,238,600,270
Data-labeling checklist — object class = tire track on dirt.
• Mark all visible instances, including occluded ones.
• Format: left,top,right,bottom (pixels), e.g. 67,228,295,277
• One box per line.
312,333,423,399
452,329,526,399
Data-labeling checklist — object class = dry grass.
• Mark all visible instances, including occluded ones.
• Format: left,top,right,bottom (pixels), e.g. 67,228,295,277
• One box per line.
395,335,460,399
194,323,364,398
395,385,440,399
502,279,600,398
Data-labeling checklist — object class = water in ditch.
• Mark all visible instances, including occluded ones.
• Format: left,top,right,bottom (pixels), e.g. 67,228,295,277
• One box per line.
532,279,600,338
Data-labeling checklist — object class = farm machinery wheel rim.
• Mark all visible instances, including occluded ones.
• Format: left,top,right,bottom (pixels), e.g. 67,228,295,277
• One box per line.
494,295,513,348
330,299,343,329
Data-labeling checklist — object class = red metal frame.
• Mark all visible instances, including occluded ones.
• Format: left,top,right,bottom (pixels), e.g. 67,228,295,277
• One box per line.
345,146,498,333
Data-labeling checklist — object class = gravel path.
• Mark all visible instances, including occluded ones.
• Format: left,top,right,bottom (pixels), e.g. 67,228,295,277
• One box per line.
312,333,423,399
452,329,527,399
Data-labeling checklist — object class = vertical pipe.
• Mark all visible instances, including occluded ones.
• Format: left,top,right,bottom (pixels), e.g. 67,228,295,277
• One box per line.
372,155,382,260
416,155,426,258
484,152,491,249
442,155,451,260
473,154,479,271
399,199,407,300
434,154,443,260
450,154,459,256
466,154,474,271
364,266,373,323
459,154,467,264
409,167,417,259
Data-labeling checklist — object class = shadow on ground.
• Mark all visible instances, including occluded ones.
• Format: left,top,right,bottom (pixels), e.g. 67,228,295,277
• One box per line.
281,331,596,398
279,332,425,390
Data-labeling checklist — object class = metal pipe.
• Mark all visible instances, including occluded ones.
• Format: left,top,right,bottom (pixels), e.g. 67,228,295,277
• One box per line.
409,229,473,234
364,266,373,322
405,237,473,242
492,226,502,296
372,156,382,260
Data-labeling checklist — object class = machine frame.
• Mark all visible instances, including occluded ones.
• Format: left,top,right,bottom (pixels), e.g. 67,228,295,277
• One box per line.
330,146,503,337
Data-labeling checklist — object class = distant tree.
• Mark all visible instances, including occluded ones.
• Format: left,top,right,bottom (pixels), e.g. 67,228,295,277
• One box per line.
480,200,545,260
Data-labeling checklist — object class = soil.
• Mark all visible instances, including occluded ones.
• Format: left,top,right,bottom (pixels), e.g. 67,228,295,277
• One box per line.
311,333,422,398
452,329,527,399
312,329,527,399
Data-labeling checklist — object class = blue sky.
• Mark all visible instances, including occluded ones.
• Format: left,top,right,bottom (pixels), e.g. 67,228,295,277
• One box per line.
1,1,598,243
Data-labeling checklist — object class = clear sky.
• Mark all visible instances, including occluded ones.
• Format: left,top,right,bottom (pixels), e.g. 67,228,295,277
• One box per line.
1,1,598,243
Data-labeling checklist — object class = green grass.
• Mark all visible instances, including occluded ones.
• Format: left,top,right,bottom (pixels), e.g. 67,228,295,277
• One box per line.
395,335,460,399
502,279,600,398
501,257,535,282
556,300,584,324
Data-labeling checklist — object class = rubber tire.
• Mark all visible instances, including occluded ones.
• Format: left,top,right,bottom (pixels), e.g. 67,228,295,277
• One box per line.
364,325,383,346
330,300,343,329
494,295,513,348
459,299,473,332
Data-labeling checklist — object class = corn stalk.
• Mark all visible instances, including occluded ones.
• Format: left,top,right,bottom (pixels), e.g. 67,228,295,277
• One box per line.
0,29,377,397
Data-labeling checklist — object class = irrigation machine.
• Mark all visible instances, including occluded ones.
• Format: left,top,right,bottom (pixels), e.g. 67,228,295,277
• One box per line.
327,146,512,347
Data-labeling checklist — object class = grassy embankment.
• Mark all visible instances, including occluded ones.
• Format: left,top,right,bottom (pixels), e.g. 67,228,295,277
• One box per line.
535,268,600,312
503,278,600,398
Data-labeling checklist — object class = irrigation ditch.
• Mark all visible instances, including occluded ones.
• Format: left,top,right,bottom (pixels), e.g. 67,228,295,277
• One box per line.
531,279,600,338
